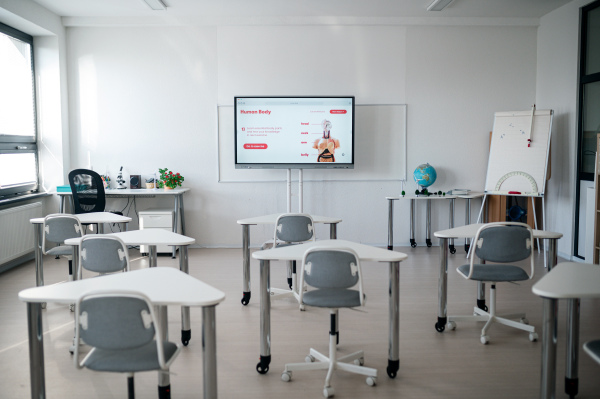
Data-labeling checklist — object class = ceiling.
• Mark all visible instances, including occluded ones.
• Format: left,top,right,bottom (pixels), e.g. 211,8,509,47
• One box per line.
29,0,574,20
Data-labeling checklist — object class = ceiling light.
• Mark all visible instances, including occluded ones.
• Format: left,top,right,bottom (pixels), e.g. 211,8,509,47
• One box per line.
427,0,454,12
142,0,167,11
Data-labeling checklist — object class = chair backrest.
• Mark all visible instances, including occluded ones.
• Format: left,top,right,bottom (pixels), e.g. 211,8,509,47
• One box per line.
68,169,106,214
42,214,83,254
80,235,130,274
299,247,364,306
469,222,535,278
74,290,172,370
274,214,315,246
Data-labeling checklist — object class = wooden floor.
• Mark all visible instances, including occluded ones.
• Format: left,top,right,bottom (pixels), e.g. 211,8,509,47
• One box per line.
1,246,600,398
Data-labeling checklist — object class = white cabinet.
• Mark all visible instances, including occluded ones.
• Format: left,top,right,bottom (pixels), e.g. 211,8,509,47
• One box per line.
139,208,177,254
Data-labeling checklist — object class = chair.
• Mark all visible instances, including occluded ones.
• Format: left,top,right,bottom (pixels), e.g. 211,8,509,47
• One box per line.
583,340,600,365
68,169,106,214
74,290,182,399
264,213,315,303
77,235,130,280
446,222,538,344
42,214,84,282
281,247,377,398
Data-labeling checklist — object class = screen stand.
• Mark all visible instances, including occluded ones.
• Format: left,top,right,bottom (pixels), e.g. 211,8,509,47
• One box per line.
286,169,304,213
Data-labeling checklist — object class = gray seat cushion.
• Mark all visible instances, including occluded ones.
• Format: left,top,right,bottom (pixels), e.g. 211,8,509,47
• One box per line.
45,246,73,257
83,340,178,373
302,289,361,308
457,264,529,282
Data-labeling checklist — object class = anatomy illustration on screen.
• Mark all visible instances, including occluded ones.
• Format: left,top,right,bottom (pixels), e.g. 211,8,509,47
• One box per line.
313,119,340,162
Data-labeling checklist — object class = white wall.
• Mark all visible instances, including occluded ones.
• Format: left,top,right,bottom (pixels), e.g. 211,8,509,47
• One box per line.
65,22,538,248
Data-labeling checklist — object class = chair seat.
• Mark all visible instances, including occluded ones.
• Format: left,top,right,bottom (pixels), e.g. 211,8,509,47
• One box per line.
83,340,178,373
46,246,73,257
457,264,529,282
303,289,361,308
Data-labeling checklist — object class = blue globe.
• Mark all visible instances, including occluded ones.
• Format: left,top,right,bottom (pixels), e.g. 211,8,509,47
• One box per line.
413,163,437,188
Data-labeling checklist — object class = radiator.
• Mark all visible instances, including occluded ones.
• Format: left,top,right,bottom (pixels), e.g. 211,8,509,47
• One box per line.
0,202,42,266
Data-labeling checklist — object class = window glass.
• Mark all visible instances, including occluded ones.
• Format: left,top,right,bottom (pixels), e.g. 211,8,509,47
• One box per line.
586,6,600,75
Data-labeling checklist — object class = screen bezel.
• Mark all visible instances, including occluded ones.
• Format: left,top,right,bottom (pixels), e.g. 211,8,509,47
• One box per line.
234,96,355,169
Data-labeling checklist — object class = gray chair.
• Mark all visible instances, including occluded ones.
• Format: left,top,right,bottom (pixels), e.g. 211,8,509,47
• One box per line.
264,213,315,302
77,234,130,279
42,214,84,282
74,290,182,399
584,340,600,365
281,247,377,398
447,222,538,344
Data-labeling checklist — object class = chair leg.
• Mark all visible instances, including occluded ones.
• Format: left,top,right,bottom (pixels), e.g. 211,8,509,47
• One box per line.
127,374,135,399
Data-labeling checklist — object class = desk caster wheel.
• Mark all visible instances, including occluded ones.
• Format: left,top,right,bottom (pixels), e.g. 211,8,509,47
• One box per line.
241,291,251,306
181,330,191,346
410,239,417,248
435,317,447,333
477,299,488,312
256,355,270,374
464,244,470,253
386,359,399,378
426,239,432,247
449,245,456,254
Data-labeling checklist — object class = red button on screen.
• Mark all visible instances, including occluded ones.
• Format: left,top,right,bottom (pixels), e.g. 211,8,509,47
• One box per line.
330,110,347,114
243,143,268,149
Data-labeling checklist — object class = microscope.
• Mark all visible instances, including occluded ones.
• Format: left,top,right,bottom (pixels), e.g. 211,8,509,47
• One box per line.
116,166,127,189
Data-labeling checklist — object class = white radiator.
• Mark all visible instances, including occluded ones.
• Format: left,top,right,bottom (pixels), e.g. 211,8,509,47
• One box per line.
0,202,42,266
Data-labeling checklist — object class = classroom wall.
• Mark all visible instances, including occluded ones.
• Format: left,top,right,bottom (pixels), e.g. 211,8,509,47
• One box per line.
64,22,539,249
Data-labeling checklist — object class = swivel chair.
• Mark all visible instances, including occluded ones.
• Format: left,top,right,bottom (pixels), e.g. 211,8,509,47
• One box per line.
281,247,377,398
446,222,538,344
68,169,106,233
42,214,84,282
74,290,182,399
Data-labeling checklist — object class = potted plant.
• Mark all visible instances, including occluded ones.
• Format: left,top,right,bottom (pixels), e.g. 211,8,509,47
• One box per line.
145,177,155,189
157,168,184,190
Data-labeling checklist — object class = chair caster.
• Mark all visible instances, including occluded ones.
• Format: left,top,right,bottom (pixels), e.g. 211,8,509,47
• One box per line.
520,317,529,325
241,291,251,306
529,332,538,342
69,303,75,312
480,335,490,345
446,321,456,330
281,371,292,382
354,357,364,366
366,376,377,386
299,304,306,311
323,386,334,398
305,354,315,363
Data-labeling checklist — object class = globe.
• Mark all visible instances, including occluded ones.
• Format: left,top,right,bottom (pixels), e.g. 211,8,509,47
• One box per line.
413,163,437,188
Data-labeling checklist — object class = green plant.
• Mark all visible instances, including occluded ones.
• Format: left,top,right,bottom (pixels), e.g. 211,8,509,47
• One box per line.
157,168,184,189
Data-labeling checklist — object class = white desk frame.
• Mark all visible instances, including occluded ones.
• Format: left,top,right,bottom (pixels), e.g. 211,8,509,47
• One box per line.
252,239,407,378
19,267,224,399
58,188,190,258
433,223,562,333
532,262,600,399
236,213,342,305
65,229,196,346
30,212,132,289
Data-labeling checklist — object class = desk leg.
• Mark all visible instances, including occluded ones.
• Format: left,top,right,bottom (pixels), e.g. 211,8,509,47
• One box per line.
449,199,455,254
202,305,218,399
172,196,179,259
241,225,251,306
465,198,471,252
540,297,558,399
435,238,448,332
565,299,580,398
149,246,158,267
179,193,186,235
410,199,416,248
157,305,171,399
34,224,43,287
426,199,432,247
546,239,558,271
387,261,400,378
387,199,394,251
179,246,191,346
27,302,46,399
256,259,271,374
330,223,337,240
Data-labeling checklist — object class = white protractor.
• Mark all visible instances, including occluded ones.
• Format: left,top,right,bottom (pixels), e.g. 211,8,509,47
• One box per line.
494,171,538,193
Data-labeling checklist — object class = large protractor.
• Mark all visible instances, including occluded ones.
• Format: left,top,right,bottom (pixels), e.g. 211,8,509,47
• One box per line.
494,171,538,193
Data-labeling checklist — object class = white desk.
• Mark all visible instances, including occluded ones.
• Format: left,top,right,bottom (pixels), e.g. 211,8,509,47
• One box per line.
532,262,600,399
65,229,196,345
58,187,190,258
19,267,225,399
252,239,408,378
236,213,342,305
433,223,562,333
30,212,132,288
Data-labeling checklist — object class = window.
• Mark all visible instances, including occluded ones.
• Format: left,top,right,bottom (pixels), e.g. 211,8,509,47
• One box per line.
0,22,38,198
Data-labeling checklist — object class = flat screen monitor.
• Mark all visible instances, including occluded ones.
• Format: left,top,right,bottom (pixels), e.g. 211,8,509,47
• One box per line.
234,96,355,169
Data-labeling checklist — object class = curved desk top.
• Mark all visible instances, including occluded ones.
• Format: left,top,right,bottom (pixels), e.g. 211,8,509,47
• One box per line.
434,223,563,240
532,262,600,299
30,212,132,225
253,239,408,263
237,213,342,225
19,267,224,306
65,228,195,247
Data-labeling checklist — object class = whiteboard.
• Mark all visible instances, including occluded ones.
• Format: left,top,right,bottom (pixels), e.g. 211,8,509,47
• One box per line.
217,104,407,182
484,109,553,196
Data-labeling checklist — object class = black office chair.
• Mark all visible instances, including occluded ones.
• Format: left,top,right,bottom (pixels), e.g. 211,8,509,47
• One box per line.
68,169,106,214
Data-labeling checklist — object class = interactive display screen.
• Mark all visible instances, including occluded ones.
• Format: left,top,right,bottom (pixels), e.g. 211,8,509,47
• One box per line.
234,96,354,169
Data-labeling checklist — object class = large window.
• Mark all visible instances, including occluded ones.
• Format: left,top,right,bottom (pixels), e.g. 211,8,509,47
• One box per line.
0,22,38,198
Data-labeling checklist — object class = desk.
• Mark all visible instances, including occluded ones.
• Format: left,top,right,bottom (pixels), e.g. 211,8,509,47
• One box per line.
456,192,486,252
236,213,342,305
58,188,190,258
30,212,132,289
252,239,408,378
65,229,196,345
433,224,562,333
532,262,600,399
19,267,225,399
